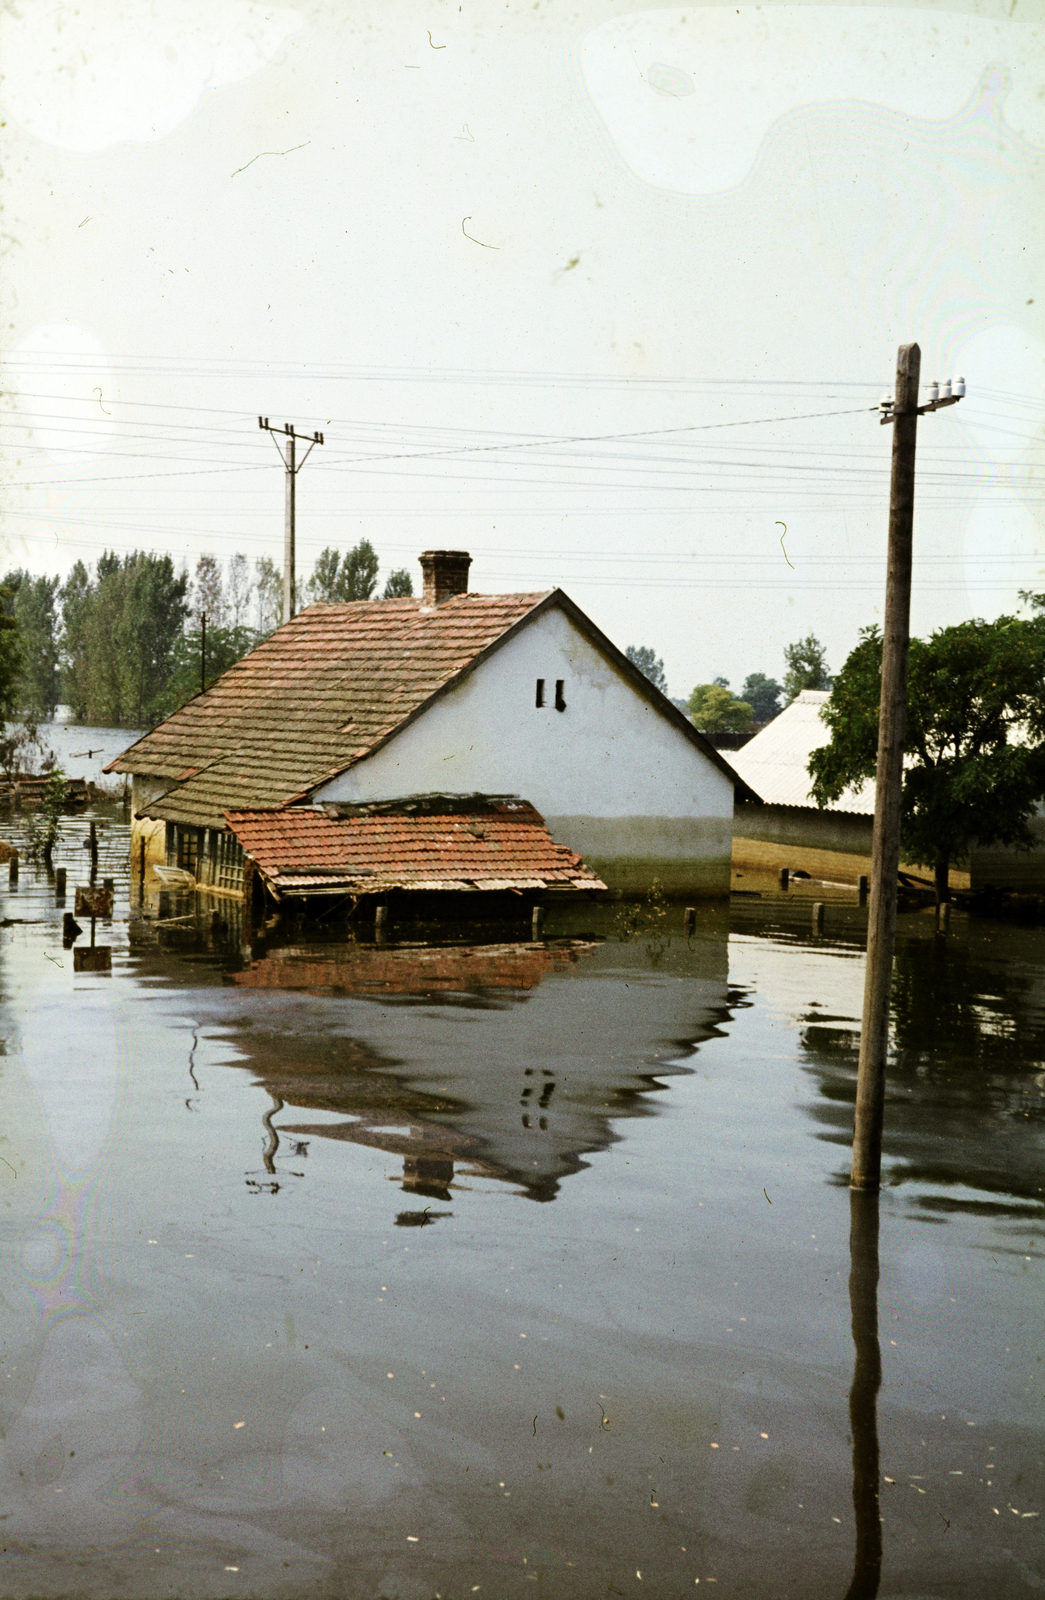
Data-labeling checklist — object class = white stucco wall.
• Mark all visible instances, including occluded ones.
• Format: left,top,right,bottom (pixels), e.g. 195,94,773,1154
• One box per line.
313,603,735,894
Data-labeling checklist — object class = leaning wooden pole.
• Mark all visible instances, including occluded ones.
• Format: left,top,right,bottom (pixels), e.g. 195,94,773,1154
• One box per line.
851,342,920,1192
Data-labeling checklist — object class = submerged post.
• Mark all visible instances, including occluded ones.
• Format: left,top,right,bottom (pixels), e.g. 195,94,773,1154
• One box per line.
55,866,67,899
852,342,920,1192
531,905,545,941
8,851,18,886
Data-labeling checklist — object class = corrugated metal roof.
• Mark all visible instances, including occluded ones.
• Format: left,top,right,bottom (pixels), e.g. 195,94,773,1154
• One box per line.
225,800,608,896
729,690,875,814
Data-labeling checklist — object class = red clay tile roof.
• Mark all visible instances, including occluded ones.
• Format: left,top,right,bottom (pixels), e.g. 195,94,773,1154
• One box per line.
108,593,548,828
232,939,596,995
225,801,607,895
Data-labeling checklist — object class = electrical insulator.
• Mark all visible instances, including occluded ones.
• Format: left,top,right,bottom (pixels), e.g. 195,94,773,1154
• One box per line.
953,375,966,397
941,379,951,399
880,394,894,410
926,382,939,403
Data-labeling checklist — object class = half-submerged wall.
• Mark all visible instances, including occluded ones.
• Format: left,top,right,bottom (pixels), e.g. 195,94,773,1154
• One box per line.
733,802,973,889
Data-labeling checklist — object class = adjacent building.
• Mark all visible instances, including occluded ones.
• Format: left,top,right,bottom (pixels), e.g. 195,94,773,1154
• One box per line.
729,689,978,886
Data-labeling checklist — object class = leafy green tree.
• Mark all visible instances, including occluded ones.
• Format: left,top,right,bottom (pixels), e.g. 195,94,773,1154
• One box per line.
383,568,414,598
809,616,1045,901
0,581,25,768
191,554,226,627
24,767,66,866
60,552,189,724
59,561,92,717
688,683,754,735
255,556,282,633
741,671,783,724
783,634,832,702
306,547,342,604
342,540,380,600
1,571,60,717
625,645,668,695
156,622,261,715
226,553,254,626
305,540,380,604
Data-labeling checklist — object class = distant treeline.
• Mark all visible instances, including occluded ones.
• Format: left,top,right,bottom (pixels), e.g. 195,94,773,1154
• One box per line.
1,542,412,727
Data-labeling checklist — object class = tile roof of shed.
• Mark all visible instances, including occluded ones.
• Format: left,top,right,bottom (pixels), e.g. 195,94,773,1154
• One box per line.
225,800,608,895
108,593,547,828
233,939,593,996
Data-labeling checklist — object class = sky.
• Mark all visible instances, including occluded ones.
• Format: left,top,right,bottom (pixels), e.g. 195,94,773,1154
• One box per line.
1,0,1042,702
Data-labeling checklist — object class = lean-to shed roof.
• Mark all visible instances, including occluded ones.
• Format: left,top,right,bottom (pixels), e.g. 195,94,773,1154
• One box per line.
225,798,607,896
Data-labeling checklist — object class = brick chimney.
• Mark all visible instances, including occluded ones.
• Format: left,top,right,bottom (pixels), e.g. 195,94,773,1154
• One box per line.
420,550,471,606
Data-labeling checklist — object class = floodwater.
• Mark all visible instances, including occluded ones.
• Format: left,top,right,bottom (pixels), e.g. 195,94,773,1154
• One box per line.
30,724,143,788
0,815,1041,1599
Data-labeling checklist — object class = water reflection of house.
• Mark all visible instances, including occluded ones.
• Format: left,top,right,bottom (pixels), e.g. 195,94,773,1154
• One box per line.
107,550,755,903
225,933,733,1204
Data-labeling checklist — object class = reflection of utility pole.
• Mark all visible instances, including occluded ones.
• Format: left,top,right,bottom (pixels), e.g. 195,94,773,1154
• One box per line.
852,347,965,1192
843,1190,881,1600
258,418,325,624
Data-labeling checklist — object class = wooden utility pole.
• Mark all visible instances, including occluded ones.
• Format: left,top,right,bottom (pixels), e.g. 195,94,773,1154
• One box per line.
200,612,206,694
851,343,919,1191
851,346,964,1191
258,419,325,624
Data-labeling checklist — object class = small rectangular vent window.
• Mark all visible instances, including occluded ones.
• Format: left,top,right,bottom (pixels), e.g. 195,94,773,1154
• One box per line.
535,678,545,708
555,679,566,712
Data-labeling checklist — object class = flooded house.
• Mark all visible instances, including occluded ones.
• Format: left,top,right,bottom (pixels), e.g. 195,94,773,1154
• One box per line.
107,550,755,907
